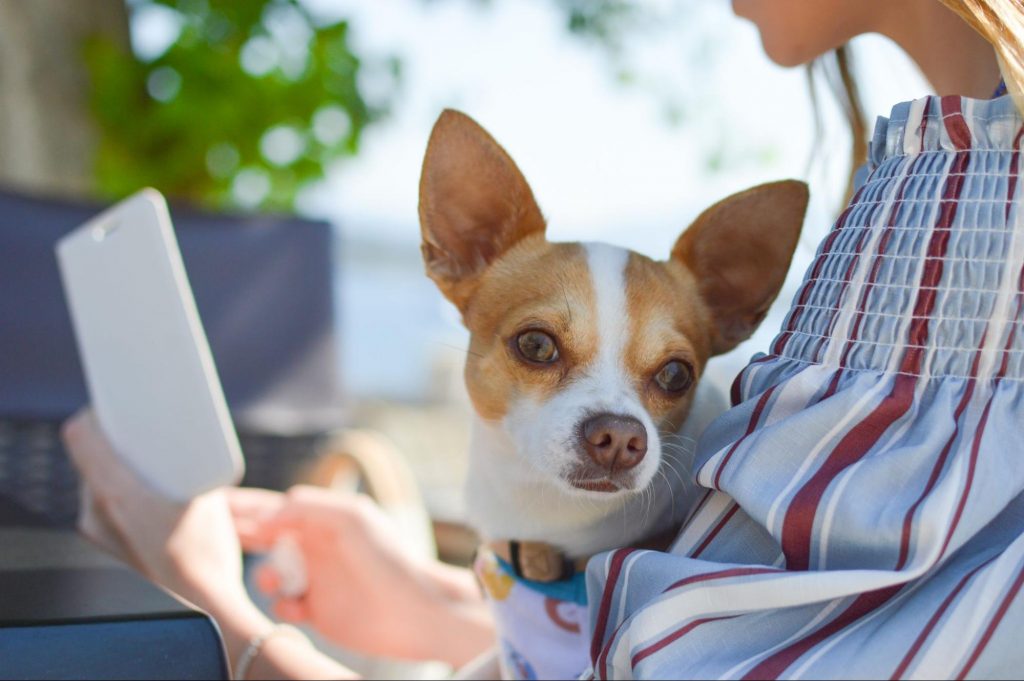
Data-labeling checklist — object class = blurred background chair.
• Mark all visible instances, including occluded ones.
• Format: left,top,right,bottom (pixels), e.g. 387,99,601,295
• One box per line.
0,187,346,525
0,188,449,678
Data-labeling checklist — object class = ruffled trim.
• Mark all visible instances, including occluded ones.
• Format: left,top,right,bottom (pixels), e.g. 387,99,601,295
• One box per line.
869,94,1024,169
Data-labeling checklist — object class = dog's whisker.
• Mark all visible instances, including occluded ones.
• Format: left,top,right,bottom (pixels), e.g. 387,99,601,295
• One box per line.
659,429,698,444
659,453,695,510
432,340,484,359
661,439,696,452
558,274,574,327
655,468,675,521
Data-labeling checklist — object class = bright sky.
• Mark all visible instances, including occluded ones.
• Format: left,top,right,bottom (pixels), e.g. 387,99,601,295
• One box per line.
134,0,933,400
299,0,928,253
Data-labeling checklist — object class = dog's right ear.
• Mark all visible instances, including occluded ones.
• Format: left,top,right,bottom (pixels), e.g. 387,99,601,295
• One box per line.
419,109,546,311
671,180,808,355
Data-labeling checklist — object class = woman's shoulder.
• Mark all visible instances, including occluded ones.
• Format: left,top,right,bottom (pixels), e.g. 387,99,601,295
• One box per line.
867,92,1023,170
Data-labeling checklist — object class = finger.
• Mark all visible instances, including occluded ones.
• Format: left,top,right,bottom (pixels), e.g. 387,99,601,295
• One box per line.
234,519,273,553
285,484,354,511
282,485,379,531
61,409,114,473
272,598,309,624
228,488,289,552
78,494,123,557
226,487,286,519
77,487,140,570
61,409,141,499
255,563,282,595
237,486,373,551
234,512,306,553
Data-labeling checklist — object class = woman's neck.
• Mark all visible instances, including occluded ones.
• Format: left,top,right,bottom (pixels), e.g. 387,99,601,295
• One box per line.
877,0,1001,99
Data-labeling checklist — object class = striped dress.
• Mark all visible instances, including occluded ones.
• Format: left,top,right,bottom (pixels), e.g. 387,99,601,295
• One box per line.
585,94,1024,679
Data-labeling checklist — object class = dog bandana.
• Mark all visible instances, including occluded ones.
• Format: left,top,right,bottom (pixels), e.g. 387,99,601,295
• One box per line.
474,548,590,680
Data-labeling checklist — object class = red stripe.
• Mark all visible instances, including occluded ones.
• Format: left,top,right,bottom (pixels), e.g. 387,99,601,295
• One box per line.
1004,126,1024,222
938,350,1015,560
593,561,774,671
945,142,1024,677
836,143,928,375
772,183,868,356
819,221,878,398
682,488,714,528
900,149,970,373
831,99,933,379
822,163,915,399
940,398,991,563
944,333,1024,678
712,385,776,490
623,569,783,673
630,616,735,670
595,619,628,680
780,373,917,570
742,585,902,680
780,137,971,572
894,339,985,571
730,355,773,407
939,260,1024,560
606,568,782,675
730,369,743,407
941,97,972,151
889,556,996,679
665,566,781,593
897,185,1020,571
690,502,740,559
916,96,932,150
590,548,637,664
821,98,932,388
778,97,928,360
955,559,1024,679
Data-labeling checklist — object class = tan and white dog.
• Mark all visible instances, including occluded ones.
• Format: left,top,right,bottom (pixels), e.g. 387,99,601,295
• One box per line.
419,110,807,679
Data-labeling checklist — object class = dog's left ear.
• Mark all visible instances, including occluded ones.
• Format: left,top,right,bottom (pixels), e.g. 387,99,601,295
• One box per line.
419,109,546,311
672,180,808,355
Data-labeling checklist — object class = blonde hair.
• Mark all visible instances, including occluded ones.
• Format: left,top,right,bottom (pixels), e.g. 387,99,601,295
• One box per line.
815,0,1024,205
807,45,868,205
939,0,1024,110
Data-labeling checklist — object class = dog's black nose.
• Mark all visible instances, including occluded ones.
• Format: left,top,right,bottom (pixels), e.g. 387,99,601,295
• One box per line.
579,413,648,472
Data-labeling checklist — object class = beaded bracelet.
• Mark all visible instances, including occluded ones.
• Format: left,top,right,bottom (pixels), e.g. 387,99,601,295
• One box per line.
234,623,309,680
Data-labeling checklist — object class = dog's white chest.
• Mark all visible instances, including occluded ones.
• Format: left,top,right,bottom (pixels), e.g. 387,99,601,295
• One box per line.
474,550,590,680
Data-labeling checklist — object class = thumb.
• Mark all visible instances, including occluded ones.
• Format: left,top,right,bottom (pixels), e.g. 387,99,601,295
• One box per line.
227,487,290,553
273,597,309,624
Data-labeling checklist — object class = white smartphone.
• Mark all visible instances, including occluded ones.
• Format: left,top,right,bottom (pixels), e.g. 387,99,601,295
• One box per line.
56,189,244,502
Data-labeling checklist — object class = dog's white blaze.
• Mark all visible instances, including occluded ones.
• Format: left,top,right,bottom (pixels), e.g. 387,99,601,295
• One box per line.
583,242,631,395
585,244,630,393
579,243,661,483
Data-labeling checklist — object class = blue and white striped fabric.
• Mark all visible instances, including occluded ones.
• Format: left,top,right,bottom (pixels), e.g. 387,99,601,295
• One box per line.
584,93,1024,680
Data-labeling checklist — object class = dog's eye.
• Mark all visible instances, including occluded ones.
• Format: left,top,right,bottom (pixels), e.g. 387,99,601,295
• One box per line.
655,360,693,393
516,330,559,364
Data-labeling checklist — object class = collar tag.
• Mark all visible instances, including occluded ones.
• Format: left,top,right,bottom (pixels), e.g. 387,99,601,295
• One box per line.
509,540,574,582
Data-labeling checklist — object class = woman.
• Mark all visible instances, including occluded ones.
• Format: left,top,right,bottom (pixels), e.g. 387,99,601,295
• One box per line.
63,0,1024,678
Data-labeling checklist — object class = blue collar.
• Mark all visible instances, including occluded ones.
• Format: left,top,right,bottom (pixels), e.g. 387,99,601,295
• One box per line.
495,556,589,606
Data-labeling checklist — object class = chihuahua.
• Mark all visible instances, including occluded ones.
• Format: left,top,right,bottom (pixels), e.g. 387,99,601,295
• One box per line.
419,110,807,679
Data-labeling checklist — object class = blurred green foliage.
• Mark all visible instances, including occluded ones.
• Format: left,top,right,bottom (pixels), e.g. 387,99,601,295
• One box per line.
82,0,749,212
86,0,398,211
560,0,643,53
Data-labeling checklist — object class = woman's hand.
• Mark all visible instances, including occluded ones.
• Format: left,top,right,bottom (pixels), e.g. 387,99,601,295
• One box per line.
62,408,493,671
229,485,495,667
62,410,274,668
62,409,249,612
61,409,357,680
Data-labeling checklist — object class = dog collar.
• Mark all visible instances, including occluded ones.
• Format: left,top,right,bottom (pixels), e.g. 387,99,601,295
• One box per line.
485,526,679,584
486,540,590,583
